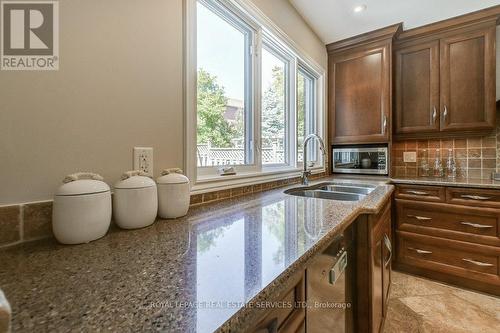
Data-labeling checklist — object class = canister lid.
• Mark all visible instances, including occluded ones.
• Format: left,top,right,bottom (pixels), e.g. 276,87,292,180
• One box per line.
114,176,156,189
55,180,110,196
157,168,189,185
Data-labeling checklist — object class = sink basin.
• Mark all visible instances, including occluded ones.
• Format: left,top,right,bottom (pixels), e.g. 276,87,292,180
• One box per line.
284,182,376,201
316,185,373,195
284,189,366,201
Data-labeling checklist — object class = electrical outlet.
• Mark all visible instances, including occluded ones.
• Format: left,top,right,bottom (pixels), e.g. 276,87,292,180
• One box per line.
403,151,417,163
134,147,153,176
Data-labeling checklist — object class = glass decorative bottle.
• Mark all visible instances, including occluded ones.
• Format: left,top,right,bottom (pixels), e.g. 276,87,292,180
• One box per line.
420,149,430,177
433,149,444,178
446,148,457,179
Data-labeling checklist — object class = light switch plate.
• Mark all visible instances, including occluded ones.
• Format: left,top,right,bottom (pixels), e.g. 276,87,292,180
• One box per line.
133,147,153,176
403,151,417,163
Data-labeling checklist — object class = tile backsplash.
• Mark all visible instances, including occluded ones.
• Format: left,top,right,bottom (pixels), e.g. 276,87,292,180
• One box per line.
392,134,499,179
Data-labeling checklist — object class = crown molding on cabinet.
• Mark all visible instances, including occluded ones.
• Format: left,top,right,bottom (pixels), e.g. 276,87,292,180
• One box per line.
326,23,403,54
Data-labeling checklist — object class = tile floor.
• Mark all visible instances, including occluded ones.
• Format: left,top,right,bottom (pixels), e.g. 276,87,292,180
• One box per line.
383,271,500,333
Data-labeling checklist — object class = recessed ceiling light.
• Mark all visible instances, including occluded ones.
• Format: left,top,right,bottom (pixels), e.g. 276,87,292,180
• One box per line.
353,4,367,13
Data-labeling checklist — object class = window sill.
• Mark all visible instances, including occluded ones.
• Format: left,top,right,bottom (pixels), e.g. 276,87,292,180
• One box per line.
191,166,326,194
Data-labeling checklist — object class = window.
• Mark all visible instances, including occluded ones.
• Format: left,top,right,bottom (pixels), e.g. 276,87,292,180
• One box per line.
196,0,254,167
261,45,289,165
297,67,317,164
188,0,325,185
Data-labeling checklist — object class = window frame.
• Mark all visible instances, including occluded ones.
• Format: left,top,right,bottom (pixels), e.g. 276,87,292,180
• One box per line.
260,36,296,168
196,0,259,175
185,0,327,192
297,64,320,166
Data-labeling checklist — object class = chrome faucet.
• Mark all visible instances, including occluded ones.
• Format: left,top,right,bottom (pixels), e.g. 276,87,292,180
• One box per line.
302,134,326,186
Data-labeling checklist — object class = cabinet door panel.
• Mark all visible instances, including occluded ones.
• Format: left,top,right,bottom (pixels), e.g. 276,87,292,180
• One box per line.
440,25,496,131
394,41,440,134
371,237,384,333
330,42,390,144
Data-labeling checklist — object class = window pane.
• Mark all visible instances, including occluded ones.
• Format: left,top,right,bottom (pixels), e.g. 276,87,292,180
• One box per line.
297,70,315,163
261,47,287,165
196,1,250,167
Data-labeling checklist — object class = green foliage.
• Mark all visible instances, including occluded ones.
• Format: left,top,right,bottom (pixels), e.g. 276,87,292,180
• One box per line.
262,66,285,147
197,68,235,147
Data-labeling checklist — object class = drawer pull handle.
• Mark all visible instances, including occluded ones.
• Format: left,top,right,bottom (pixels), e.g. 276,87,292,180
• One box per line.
460,194,492,201
406,190,430,196
408,247,432,254
462,258,494,267
460,222,493,229
407,215,432,221
384,234,392,267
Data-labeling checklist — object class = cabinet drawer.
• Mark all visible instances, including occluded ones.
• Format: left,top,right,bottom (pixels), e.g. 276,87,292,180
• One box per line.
446,187,500,208
395,200,500,245
251,274,305,333
395,184,445,202
397,231,500,278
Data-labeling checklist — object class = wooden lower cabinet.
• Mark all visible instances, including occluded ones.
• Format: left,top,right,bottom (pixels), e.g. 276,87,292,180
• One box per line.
250,199,393,333
357,198,392,333
393,184,500,296
250,272,305,333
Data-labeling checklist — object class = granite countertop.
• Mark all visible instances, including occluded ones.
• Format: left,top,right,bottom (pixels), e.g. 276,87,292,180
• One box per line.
391,176,500,189
0,177,393,333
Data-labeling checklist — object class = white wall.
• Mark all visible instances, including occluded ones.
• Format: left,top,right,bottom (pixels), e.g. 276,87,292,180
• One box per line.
0,0,327,205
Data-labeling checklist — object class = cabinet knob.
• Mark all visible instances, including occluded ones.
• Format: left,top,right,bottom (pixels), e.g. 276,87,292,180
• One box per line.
432,107,437,123
382,115,388,134
443,105,448,120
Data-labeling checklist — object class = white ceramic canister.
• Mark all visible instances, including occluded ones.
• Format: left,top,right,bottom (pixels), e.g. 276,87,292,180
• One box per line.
52,173,112,244
157,168,190,219
0,289,11,333
113,172,158,229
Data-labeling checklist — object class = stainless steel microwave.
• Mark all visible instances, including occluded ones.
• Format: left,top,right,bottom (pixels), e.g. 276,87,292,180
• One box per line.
332,145,388,175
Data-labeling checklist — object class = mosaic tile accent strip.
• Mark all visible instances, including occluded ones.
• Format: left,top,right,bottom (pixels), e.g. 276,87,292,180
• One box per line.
189,172,327,206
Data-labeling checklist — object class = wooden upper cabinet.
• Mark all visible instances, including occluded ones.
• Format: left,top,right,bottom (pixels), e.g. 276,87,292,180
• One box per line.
394,41,440,134
439,25,496,131
393,10,499,138
330,41,391,144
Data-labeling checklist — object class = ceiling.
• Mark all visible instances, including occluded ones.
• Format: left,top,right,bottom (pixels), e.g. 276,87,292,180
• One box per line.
289,0,500,44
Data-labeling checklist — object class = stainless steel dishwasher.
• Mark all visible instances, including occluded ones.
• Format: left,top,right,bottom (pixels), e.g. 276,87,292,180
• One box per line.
306,230,354,332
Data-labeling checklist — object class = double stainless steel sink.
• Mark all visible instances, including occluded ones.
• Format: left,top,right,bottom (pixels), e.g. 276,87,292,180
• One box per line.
284,182,376,201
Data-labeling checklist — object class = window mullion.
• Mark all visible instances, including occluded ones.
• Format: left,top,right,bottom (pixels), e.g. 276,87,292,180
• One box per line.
254,29,263,170
288,59,297,168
